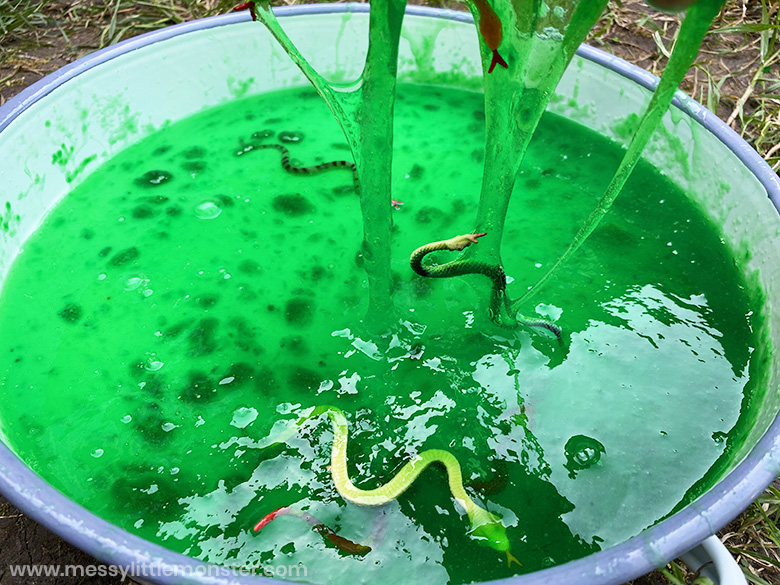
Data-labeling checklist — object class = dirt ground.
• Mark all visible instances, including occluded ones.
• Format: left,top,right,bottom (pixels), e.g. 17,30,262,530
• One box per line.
0,1,778,584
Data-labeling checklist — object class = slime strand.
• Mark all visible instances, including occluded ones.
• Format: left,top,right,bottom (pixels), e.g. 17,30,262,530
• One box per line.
354,0,407,326
249,0,410,328
515,0,727,307
428,0,606,330
259,405,522,568
466,0,609,263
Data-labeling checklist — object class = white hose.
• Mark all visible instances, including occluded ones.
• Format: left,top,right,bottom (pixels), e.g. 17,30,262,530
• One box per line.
680,535,746,585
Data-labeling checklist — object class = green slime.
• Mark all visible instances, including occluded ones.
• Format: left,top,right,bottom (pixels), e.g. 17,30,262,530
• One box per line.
0,0,750,580
0,83,765,583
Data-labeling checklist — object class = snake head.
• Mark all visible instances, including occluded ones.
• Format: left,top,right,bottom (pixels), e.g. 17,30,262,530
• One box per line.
472,519,523,568
444,232,488,251
472,518,510,552
469,506,513,551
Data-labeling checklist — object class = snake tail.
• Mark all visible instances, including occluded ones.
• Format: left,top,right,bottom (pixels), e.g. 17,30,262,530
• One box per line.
254,506,372,557
409,233,560,340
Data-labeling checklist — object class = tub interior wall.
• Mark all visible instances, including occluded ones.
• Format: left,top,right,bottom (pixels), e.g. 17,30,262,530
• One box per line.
550,59,780,460
1,9,779,470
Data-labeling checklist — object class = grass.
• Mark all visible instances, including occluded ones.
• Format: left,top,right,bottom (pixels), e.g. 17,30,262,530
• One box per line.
0,0,46,40
711,1,780,172
0,1,779,584
721,486,780,584
586,0,780,172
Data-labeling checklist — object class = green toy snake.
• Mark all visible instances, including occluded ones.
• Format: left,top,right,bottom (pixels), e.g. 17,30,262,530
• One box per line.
410,233,561,338
254,404,521,567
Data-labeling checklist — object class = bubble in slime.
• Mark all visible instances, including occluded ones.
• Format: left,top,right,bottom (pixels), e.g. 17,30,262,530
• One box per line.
0,0,773,583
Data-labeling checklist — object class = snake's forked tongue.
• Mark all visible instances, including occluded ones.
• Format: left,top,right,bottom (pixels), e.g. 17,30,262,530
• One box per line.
506,551,523,568
488,49,508,73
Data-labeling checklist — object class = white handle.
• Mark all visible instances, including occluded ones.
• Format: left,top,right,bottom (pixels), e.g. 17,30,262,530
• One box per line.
680,535,746,585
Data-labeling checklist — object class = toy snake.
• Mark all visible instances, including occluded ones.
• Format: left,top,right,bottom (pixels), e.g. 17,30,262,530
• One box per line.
236,141,360,191
236,139,404,208
410,233,561,338
255,506,373,556
471,0,508,73
254,405,521,567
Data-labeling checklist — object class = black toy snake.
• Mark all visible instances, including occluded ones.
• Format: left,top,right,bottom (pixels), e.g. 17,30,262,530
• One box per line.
410,233,561,338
